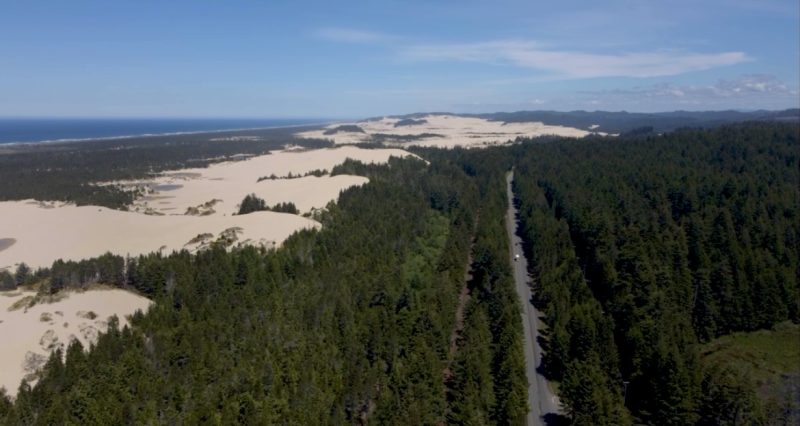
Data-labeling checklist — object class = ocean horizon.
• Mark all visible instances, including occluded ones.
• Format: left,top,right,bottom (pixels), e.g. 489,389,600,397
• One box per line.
0,117,329,145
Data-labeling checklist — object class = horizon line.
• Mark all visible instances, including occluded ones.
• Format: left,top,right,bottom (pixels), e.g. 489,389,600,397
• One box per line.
1,106,798,121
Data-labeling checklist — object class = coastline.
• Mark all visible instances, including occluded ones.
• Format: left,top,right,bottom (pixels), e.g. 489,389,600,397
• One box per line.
0,119,341,147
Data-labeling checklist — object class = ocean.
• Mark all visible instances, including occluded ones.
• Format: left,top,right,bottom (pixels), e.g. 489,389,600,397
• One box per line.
0,118,325,144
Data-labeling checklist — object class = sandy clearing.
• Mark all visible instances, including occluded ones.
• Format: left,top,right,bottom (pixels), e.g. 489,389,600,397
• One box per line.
0,202,320,271
295,114,594,148
250,175,369,213
132,174,368,216
0,288,152,397
122,146,416,216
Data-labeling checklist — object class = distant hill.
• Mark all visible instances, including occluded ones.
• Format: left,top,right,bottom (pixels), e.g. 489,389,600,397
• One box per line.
476,109,800,133
382,109,800,134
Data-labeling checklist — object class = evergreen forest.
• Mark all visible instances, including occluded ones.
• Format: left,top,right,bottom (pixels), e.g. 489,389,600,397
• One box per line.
0,121,797,425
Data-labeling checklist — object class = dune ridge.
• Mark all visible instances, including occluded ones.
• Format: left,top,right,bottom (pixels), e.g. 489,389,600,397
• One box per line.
295,114,596,147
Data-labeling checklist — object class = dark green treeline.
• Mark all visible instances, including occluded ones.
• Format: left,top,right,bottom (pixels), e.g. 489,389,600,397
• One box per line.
513,123,799,424
426,147,530,425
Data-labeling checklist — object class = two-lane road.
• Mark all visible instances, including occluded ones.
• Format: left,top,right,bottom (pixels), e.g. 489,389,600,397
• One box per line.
505,170,561,426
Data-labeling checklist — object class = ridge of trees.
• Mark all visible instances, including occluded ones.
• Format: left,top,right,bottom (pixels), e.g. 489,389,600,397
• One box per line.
257,169,327,182
323,125,365,135
394,118,428,127
236,194,299,215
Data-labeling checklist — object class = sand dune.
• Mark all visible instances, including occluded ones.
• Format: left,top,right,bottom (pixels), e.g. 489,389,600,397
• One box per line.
0,145,417,396
132,174,368,216
123,146,416,216
0,146,423,398
0,146,416,271
295,114,594,148
0,288,152,397
0,202,320,271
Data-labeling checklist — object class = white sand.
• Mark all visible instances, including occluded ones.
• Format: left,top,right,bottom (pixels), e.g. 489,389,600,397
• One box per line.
295,114,594,148
0,201,320,271
124,146,416,216
0,288,152,397
0,146,416,271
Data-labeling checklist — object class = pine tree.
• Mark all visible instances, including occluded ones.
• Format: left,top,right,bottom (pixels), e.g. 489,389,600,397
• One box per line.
561,360,630,426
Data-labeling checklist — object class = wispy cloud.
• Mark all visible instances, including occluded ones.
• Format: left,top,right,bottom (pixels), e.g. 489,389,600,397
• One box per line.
589,74,797,99
709,74,798,96
315,28,391,44
448,75,798,113
316,29,753,80
574,75,800,110
400,40,749,78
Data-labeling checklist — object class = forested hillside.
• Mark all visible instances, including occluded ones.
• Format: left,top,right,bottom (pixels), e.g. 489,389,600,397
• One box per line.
0,155,529,425
513,123,799,424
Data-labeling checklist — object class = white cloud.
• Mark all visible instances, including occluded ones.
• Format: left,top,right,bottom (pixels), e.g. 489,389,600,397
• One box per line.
573,75,800,110
597,75,797,98
315,28,390,44
448,75,798,113
400,40,750,78
711,74,795,95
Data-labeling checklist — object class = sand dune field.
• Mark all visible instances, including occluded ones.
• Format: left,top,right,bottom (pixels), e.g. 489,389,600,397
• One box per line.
295,114,595,148
0,201,320,271
0,146,416,271
124,146,415,216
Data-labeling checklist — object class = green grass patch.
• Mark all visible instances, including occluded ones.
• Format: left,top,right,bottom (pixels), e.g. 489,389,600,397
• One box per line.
699,321,800,386
699,321,800,414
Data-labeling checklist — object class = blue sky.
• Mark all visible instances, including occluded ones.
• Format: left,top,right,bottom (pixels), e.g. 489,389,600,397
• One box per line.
1,0,798,117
